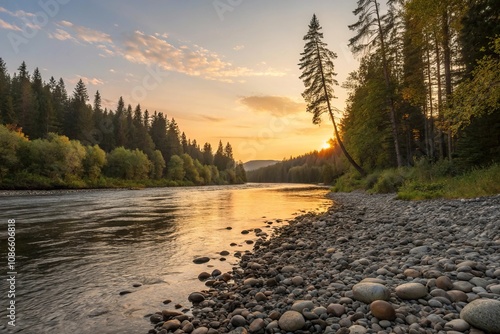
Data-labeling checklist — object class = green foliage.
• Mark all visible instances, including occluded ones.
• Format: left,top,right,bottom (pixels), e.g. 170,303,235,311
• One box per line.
105,147,151,180
0,125,27,179
371,169,407,194
398,164,500,200
450,37,500,133
83,145,106,181
331,171,365,192
0,60,243,189
150,149,166,179
181,153,201,183
167,154,185,181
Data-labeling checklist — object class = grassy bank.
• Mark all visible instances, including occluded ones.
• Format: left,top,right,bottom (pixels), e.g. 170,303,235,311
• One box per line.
332,161,500,200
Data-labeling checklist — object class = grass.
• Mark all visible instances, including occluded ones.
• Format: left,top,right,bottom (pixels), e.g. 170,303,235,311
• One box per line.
332,162,500,200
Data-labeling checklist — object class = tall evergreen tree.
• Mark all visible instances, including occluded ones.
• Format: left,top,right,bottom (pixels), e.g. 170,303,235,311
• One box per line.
299,14,366,176
348,0,403,167
213,140,226,171
64,79,92,142
0,58,14,124
202,142,214,165
165,118,183,162
114,96,126,147
12,61,35,136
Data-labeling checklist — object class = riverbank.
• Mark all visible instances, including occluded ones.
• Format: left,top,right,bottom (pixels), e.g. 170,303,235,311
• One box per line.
147,192,500,334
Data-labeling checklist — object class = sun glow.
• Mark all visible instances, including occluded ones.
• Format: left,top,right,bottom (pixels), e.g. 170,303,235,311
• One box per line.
320,140,332,150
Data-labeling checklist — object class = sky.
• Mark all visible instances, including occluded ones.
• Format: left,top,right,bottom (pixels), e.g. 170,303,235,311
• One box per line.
0,0,361,162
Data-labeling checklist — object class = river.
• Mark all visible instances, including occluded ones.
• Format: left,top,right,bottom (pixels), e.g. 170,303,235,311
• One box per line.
0,183,331,334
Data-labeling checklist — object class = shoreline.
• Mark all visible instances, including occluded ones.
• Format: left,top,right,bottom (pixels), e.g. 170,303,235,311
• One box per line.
147,192,500,334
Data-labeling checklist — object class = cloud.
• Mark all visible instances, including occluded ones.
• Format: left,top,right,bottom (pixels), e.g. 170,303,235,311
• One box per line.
199,115,226,123
69,75,104,86
0,18,21,31
0,7,42,31
49,28,74,41
239,96,306,117
119,31,285,82
56,20,112,44
233,45,245,51
0,6,36,19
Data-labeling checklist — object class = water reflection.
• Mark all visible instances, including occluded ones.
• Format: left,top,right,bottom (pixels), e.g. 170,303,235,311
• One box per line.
0,184,331,334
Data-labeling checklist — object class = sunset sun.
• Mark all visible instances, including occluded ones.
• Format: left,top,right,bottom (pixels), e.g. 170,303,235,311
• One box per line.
320,140,332,150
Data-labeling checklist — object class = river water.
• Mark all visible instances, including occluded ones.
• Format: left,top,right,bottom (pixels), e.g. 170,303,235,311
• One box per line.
0,183,331,334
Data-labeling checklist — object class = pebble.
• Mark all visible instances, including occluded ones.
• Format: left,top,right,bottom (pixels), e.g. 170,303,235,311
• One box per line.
193,257,210,264
278,310,305,332
370,300,396,321
395,283,428,300
147,193,500,334
352,283,390,303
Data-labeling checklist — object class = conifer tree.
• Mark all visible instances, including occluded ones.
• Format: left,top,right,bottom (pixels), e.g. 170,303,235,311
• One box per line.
299,14,366,176
348,0,403,167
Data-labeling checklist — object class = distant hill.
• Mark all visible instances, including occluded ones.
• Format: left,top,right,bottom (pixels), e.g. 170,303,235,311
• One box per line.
243,160,280,171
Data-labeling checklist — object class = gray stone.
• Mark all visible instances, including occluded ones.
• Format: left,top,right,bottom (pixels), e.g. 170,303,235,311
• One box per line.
278,310,305,332
460,299,500,333
352,283,390,303
410,246,431,255
445,319,470,332
291,300,314,313
453,281,475,293
395,283,428,300
231,315,247,327
349,325,367,334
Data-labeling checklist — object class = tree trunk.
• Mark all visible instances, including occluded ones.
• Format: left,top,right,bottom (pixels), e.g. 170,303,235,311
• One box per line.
374,0,404,168
434,33,445,160
442,10,453,161
314,42,366,177
425,33,435,159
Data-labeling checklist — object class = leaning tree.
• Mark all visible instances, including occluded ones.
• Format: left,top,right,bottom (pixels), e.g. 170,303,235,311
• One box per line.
299,14,366,176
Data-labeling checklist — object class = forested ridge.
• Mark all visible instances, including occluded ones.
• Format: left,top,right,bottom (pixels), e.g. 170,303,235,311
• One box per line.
250,0,499,190
0,60,246,189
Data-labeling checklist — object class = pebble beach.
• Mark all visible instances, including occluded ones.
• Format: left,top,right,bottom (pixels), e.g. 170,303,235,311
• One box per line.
147,192,500,334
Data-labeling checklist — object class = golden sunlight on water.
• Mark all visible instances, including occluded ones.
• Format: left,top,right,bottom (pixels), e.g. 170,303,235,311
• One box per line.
0,184,331,334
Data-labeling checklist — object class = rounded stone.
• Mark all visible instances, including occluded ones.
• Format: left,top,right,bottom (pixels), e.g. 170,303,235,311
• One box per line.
255,292,267,302
162,319,181,331
292,275,304,286
278,311,305,332
198,272,211,281
460,299,500,333
447,290,468,302
327,303,345,317
291,300,314,313
193,257,210,264
370,300,396,321
349,325,367,334
489,284,500,294
395,283,427,300
188,292,205,304
445,319,470,332
249,318,265,332
192,327,209,334
403,269,421,278
453,281,474,293
436,276,453,290
352,283,391,304
231,315,248,327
